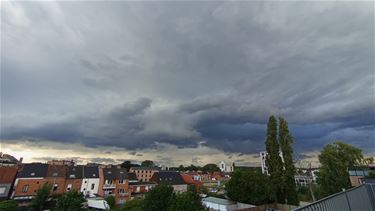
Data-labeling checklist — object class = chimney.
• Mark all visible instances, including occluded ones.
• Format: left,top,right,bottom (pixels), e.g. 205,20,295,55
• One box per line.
19,157,23,164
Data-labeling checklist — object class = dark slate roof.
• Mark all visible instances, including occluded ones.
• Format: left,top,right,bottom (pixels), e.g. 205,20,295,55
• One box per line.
152,171,186,185
17,163,49,178
67,166,99,179
103,167,129,180
47,165,67,178
130,167,161,171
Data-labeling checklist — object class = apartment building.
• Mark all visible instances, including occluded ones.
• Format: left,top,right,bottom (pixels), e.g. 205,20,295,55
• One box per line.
13,163,49,201
0,167,18,199
129,181,157,198
46,164,68,195
99,166,132,204
150,171,187,192
129,167,160,182
65,165,100,197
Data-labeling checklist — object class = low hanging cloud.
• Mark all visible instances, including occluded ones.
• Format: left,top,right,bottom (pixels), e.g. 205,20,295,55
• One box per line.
1,1,374,156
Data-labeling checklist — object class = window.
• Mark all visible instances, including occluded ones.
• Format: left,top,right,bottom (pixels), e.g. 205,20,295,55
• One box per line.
52,172,58,176
136,187,140,192
91,184,95,190
36,181,39,184
53,184,58,191
0,187,6,194
67,184,72,191
118,189,125,194
30,173,35,176
22,185,29,193
119,179,124,184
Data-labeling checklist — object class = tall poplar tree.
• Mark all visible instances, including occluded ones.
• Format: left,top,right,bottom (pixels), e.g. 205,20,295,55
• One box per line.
279,117,298,205
265,115,284,203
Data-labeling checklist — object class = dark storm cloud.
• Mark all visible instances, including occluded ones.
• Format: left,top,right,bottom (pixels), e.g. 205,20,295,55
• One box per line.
1,1,374,155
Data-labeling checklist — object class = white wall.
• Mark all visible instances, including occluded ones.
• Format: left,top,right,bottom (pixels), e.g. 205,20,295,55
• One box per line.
81,178,100,197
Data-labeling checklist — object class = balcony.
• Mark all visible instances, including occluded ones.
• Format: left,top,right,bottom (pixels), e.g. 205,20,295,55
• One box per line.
103,184,116,189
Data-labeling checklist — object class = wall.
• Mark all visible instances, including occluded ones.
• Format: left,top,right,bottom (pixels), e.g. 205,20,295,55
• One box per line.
81,178,100,196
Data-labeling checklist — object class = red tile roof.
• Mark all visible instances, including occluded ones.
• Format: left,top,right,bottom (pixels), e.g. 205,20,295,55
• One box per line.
0,167,18,183
181,174,202,186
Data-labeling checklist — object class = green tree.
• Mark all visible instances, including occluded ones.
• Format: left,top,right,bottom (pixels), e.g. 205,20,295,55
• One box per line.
122,198,144,211
141,160,154,167
265,115,283,203
202,163,220,173
106,195,116,209
317,141,363,196
278,117,298,205
30,183,51,211
121,161,140,172
0,200,18,211
168,191,204,211
143,185,173,211
54,190,84,211
226,170,273,205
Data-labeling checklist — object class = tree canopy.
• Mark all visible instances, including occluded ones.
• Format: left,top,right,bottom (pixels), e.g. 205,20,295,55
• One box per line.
54,190,85,211
317,141,363,196
226,170,273,205
29,183,51,211
141,160,154,167
0,200,18,211
143,185,174,211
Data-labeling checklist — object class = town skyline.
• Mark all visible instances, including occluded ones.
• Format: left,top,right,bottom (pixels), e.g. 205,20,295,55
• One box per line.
1,1,374,167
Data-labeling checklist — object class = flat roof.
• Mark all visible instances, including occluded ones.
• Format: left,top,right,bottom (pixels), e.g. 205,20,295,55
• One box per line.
202,197,235,205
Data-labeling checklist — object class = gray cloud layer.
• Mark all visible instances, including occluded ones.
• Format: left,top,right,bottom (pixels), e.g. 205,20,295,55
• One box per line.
1,1,374,154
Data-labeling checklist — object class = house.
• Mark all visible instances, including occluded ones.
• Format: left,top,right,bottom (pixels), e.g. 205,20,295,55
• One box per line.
80,166,100,197
65,165,100,197
46,164,68,195
181,173,203,191
348,169,370,187
129,181,157,198
202,197,255,211
0,152,22,167
129,167,160,182
13,163,49,201
0,167,18,199
219,161,234,173
150,171,187,192
99,166,131,204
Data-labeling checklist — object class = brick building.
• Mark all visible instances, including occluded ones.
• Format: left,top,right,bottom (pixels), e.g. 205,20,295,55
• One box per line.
129,167,160,182
99,166,132,204
0,167,18,199
13,163,49,201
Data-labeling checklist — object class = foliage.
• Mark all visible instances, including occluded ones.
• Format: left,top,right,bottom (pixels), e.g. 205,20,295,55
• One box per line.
121,198,144,211
368,170,375,178
317,141,363,196
202,164,220,173
141,160,154,167
121,161,140,172
265,115,284,203
29,183,51,211
143,185,174,211
168,191,204,211
106,195,116,209
226,170,273,205
278,117,298,205
0,200,18,211
54,190,85,211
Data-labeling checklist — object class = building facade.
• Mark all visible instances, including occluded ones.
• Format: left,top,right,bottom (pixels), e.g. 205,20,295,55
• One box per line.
219,161,234,173
129,167,160,182
0,167,18,199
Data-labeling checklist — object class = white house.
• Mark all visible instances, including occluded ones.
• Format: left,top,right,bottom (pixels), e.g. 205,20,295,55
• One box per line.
219,161,234,173
202,197,255,211
79,166,100,197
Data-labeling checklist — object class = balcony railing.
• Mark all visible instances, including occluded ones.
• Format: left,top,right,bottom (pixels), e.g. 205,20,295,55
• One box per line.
103,184,116,189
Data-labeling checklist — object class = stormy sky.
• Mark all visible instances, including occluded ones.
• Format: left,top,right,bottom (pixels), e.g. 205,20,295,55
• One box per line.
1,1,374,165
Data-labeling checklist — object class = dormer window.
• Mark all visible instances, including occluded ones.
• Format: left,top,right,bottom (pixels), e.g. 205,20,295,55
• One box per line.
52,172,58,176
69,174,75,178
30,173,35,176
